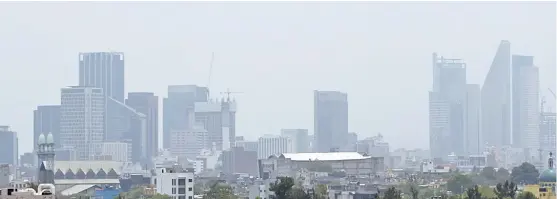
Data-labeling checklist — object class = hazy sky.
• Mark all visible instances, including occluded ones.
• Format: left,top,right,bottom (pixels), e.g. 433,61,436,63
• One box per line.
0,1,555,154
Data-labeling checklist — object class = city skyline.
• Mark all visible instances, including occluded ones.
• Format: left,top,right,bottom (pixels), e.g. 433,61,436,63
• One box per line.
0,2,554,155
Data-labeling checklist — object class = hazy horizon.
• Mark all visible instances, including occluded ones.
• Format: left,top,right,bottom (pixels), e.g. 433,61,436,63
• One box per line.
0,1,555,155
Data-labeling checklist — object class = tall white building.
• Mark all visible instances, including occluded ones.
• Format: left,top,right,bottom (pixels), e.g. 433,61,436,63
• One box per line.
512,55,540,151
280,129,309,153
60,86,105,160
92,142,131,162
153,164,194,199
257,135,292,159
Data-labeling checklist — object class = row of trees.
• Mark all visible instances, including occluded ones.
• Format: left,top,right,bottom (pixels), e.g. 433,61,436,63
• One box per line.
382,181,536,199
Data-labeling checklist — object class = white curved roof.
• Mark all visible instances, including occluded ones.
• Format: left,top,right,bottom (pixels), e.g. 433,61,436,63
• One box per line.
280,152,370,161
55,161,125,174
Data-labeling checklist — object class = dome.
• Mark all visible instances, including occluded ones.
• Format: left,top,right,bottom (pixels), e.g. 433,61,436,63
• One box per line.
46,132,54,144
38,133,46,145
539,168,556,182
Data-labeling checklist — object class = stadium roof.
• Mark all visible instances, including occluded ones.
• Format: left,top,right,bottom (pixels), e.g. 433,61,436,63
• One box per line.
279,152,370,161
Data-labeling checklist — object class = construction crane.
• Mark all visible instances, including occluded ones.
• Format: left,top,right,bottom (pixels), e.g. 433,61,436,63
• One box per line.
220,88,243,102
206,52,215,99
548,88,556,100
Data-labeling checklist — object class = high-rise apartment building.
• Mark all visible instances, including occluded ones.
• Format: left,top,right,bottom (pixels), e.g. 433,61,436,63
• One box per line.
163,85,209,149
280,129,309,153
465,84,482,155
60,86,105,160
482,41,512,148
314,90,348,152
34,105,60,151
0,126,18,167
257,135,292,159
126,92,159,161
511,55,540,150
429,53,467,158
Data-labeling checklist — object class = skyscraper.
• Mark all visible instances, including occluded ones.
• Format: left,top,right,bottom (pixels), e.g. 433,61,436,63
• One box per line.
126,92,159,161
511,55,539,150
79,52,125,102
482,41,512,148
314,90,348,152
429,54,467,158
60,86,105,160
280,129,309,153
429,91,450,159
79,52,127,144
0,126,18,167
163,85,209,149
465,84,482,155
34,105,60,151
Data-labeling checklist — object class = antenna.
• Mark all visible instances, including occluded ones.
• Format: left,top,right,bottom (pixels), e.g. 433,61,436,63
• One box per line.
220,88,243,102
206,52,215,99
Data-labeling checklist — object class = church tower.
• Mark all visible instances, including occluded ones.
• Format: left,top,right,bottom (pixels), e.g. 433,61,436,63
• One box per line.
37,132,55,184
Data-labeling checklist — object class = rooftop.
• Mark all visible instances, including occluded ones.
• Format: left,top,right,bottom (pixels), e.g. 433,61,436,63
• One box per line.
279,152,370,161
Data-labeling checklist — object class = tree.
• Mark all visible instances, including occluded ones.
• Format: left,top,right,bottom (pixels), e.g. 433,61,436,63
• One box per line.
480,167,497,180
204,183,237,199
446,174,473,194
511,162,539,184
315,184,328,199
194,182,205,195
287,187,311,199
496,168,510,181
493,180,517,199
409,185,419,199
383,186,402,199
151,194,172,199
517,191,536,199
466,185,482,199
269,177,295,199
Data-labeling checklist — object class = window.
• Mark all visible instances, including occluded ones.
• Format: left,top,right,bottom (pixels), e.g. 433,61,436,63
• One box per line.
172,179,176,185
178,196,186,199
178,179,186,185
188,197,193,199
179,188,186,194
188,187,192,191
188,178,193,182
172,188,176,194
